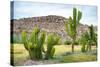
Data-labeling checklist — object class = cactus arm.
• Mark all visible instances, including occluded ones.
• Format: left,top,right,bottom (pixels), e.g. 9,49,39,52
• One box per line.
73,8,77,26
21,31,29,50
38,31,46,53
39,31,46,46
65,17,75,38
50,47,55,58
45,33,60,59
77,11,82,24
29,31,35,44
42,46,46,53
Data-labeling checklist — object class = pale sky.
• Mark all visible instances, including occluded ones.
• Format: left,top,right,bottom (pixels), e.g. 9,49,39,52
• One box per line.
11,1,98,26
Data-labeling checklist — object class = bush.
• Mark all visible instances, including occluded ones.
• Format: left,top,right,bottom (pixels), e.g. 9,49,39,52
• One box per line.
73,40,79,45
64,40,71,45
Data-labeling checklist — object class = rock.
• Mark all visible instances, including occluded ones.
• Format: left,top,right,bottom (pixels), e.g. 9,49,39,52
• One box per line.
24,59,60,65
24,60,38,65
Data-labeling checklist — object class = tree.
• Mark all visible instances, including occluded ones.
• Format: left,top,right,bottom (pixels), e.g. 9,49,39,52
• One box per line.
65,8,82,52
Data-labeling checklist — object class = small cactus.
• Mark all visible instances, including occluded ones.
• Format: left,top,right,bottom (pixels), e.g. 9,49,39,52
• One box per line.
22,27,60,60
21,27,46,60
45,33,60,59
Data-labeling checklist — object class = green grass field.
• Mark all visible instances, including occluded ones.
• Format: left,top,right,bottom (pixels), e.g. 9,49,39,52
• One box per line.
11,44,97,66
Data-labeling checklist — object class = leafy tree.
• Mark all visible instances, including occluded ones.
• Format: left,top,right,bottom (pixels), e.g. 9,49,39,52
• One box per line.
65,8,82,52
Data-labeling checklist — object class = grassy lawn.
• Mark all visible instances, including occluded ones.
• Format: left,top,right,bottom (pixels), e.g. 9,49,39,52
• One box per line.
11,44,97,66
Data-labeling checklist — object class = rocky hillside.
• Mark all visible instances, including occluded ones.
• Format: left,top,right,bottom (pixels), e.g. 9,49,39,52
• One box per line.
11,15,97,41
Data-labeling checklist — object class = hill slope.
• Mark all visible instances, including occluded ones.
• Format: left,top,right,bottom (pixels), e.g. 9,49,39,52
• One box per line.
11,15,97,41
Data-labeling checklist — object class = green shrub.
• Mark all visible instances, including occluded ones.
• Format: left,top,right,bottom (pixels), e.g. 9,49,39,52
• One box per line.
64,40,71,45
74,40,79,45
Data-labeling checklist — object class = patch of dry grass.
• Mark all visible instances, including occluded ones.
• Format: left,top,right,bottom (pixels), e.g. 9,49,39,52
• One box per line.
11,44,97,66
11,44,29,66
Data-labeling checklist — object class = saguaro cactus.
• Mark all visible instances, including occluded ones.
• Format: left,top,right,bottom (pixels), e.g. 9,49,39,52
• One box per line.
21,27,46,60
45,33,60,59
65,8,82,52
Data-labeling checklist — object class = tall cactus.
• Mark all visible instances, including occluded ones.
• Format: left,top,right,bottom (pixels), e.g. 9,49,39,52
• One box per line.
21,27,46,60
65,8,82,52
45,33,60,59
